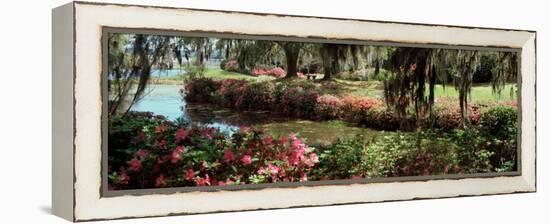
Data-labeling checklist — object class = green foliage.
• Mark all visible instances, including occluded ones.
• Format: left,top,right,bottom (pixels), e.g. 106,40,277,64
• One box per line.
311,132,462,180
183,64,207,79
237,81,276,110
478,106,518,171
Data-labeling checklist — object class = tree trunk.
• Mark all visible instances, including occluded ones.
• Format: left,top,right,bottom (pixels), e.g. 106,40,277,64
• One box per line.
195,45,203,66
282,43,301,78
374,59,380,75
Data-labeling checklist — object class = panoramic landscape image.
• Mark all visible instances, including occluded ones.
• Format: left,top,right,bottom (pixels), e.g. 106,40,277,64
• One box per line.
106,32,519,190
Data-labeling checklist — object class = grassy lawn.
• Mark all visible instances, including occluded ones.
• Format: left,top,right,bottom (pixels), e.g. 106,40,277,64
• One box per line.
322,79,516,103
149,68,263,84
433,84,517,103
149,68,516,103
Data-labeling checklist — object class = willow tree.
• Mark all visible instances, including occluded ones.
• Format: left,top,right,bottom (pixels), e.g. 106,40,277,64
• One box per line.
319,43,369,80
385,47,434,130
107,34,172,115
369,46,394,76
385,47,517,130
445,50,481,128
490,51,518,95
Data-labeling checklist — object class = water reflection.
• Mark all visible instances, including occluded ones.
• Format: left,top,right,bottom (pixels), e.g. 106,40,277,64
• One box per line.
131,84,385,145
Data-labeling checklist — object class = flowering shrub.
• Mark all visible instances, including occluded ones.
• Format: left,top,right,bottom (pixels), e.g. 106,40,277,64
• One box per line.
108,113,319,189
341,95,384,124
430,97,481,130
215,79,247,107
311,132,462,180
183,78,220,103
236,81,277,110
223,60,239,72
184,79,517,135
315,94,343,120
280,86,320,118
251,67,286,78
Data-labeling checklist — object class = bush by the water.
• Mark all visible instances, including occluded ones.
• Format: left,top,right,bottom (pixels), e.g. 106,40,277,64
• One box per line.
184,78,514,132
108,112,319,189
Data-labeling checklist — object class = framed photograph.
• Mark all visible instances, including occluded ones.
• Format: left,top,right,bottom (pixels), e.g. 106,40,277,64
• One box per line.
52,1,536,222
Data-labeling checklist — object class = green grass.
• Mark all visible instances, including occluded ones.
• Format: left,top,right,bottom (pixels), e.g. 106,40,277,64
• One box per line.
151,67,516,103
202,68,259,80
149,68,265,84
324,79,516,103
432,84,517,103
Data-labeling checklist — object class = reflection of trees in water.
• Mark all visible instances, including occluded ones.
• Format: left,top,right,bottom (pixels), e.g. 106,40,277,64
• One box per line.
184,102,282,127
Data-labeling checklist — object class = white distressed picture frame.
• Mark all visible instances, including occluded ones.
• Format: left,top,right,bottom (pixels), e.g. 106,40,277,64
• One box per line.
52,1,536,222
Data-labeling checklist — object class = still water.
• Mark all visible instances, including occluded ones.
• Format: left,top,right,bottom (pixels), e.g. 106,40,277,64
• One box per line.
130,84,385,145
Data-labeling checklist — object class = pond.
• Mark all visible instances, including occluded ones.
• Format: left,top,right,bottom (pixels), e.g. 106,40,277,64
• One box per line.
131,84,389,145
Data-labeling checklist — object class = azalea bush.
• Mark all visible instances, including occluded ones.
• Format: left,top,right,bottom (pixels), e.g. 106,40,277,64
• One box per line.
236,81,277,110
222,59,239,72
108,112,319,189
184,78,220,103
315,94,343,120
311,133,462,180
430,97,481,130
250,67,286,78
183,79,518,135
340,95,384,124
279,85,320,118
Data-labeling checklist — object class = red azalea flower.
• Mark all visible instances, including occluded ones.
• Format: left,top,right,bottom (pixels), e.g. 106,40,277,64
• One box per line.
136,131,146,142
196,175,211,186
154,125,166,133
159,139,168,149
185,169,195,181
263,135,274,146
223,149,235,163
241,155,252,165
128,158,142,172
175,127,187,143
155,174,166,187
171,146,185,163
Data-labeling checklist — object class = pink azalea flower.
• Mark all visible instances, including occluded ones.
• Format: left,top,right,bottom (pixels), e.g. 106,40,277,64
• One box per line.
225,178,234,185
185,169,195,181
118,169,129,184
267,163,281,175
309,153,319,163
171,146,185,163
175,127,187,142
217,181,226,186
223,149,235,163
304,153,319,167
279,135,288,145
300,173,308,182
263,135,274,146
128,158,142,172
241,155,252,165
201,161,208,170
155,174,166,187
135,149,150,159
257,167,266,175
